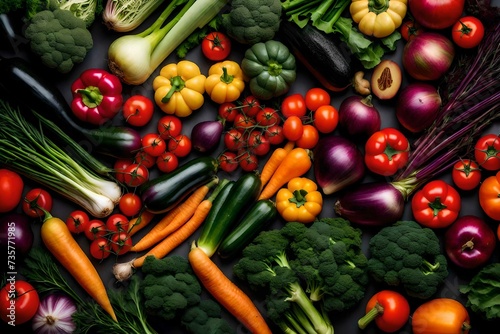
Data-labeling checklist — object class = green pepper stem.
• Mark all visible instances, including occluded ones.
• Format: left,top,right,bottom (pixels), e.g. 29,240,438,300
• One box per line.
76,86,103,108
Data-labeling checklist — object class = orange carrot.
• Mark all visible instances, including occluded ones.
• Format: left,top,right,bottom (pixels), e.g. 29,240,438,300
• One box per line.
259,141,295,188
188,244,272,334
130,179,217,252
258,147,312,200
127,210,155,237
41,212,116,321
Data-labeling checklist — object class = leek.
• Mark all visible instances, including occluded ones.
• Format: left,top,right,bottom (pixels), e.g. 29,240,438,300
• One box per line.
103,0,165,32
0,100,121,218
107,0,229,85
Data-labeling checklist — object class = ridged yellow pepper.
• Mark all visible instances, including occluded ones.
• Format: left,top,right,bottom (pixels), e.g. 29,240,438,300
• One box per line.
152,60,206,117
276,177,323,224
205,60,246,104
350,0,407,38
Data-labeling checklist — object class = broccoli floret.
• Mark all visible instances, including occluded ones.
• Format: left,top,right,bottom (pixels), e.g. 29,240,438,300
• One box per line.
233,218,368,334
181,299,236,334
0,0,24,15
222,0,282,45
24,8,93,73
367,221,449,299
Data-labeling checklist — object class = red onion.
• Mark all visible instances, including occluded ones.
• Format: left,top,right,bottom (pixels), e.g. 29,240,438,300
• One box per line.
396,83,442,133
313,135,365,195
402,32,455,81
408,0,465,30
190,119,224,153
0,213,34,257
338,95,381,140
32,294,77,334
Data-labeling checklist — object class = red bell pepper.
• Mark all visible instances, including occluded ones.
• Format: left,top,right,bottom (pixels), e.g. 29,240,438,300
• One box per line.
71,69,123,125
364,127,409,176
411,180,461,228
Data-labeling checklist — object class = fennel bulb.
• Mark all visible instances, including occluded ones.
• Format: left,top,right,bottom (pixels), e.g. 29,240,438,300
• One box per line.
103,0,165,32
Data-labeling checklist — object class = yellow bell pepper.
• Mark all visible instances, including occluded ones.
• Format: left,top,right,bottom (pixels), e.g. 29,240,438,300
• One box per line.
152,60,206,117
276,177,323,224
204,60,245,104
350,0,407,38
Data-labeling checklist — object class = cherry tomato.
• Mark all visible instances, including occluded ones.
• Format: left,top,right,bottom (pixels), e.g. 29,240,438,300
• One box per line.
256,107,281,126
359,290,410,333
474,134,500,171
168,134,192,157
66,210,90,234
313,105,339,134
106,213,130,233
157,115,182,140
134,150,155,169
22,188,53,218
89,237,111,260
451,16,485,49
264,125,285,146
296,124,319,149
84,219,107,240
201,31,232,61
283,115,304,141
119,193,142,217
141,133,167,157
156,151,179,173
233,112,257,130
247,131,271,156
224,128,245,152
123,163,150,187
0,169,24,213
281,93,307,118
0,280,39,325
218,151,239,173
218,102,238,122
238,151,259,172
122,95,154,127
305,87,331,111
110,232,133,255
451,159,482,191
240,95,261,117
113,158,134,183
401,19,425,41
478,171,500,221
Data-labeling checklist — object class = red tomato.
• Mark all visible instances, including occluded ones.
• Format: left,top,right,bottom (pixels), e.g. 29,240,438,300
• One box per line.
474,133,500,171
0,280,39,325
233,112,256,130
110,232,133,255
134,150,155,169
247,131,271,156
119,193,142,217
141,133,167,157
84,219,107,240
313,105,339,134
359,290,410,333
305,87,331,111
451,159,482,191
218,102,238,122
255,107,280,126
451,16,485,49
113,158,134,183
364,128,410,176
122,95,154,126
66,210,90,234
89,237,111,260
22,188,53,218
0,169,24,213
218,151,239,173
412,298,470,334
240,95,261,117
401,19,425,41
296,124,319,149
123,163,149,187
264,125,285,146
224,128,245,152
283,115,304,142
238,151,259,172
281,93,307,118
106,213,130,233
156,151,179,173
157,115,182,140
201,31,232,61
168,134,192,157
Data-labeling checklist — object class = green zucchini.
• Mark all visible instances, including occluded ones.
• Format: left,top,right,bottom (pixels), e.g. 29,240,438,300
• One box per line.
140,156,218,214
197,172,262,257
218,199,277,259
279,21,353,92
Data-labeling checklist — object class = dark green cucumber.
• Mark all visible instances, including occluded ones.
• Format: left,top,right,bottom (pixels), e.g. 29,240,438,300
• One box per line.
140,156,218,214
218,199,277,259
0,55,141,158
197,172,262,257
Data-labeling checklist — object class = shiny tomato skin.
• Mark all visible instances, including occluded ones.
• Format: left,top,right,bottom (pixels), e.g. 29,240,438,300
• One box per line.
474,134,500,171
22,188,53,218
141,133,167,157
248,131,271,156
363,290,410,333
156,151,179,173
401,20,425,41
233,112,256,130
110,232,133,255
106,213,130,233
238,150,259,172
281,93,307,118
113,158,134,183
0,280,39,325
224,128,245,152
283,115,304,142
134,151,155,169
201,31,231,61
264,125,285,146
168,134,192,157
123,163,149,187
451,16,485,49
218,151,239,173
84,219,107,241
479,171,500,221
296,124,319,149
89,237,111,260
313,105,339,134
157,115,182,140
256,107,280,126
218,102,238,122
119,193,142,217
66,210,90,234
305,87,331,111
122,95,154,126
451,159,481,191
240,95,261,117
0,169,24,213
412,298,470,334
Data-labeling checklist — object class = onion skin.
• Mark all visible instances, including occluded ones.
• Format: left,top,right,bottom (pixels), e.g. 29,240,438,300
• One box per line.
191,120,223,153
444,215,497,269
402,32,455,81
409,0,465,30
334,182,405,226
0,213,34,257
338,95,381,140
396,82,442,133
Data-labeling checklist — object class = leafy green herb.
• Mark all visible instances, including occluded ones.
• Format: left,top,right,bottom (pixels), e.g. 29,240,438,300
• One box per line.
460,263,500,320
